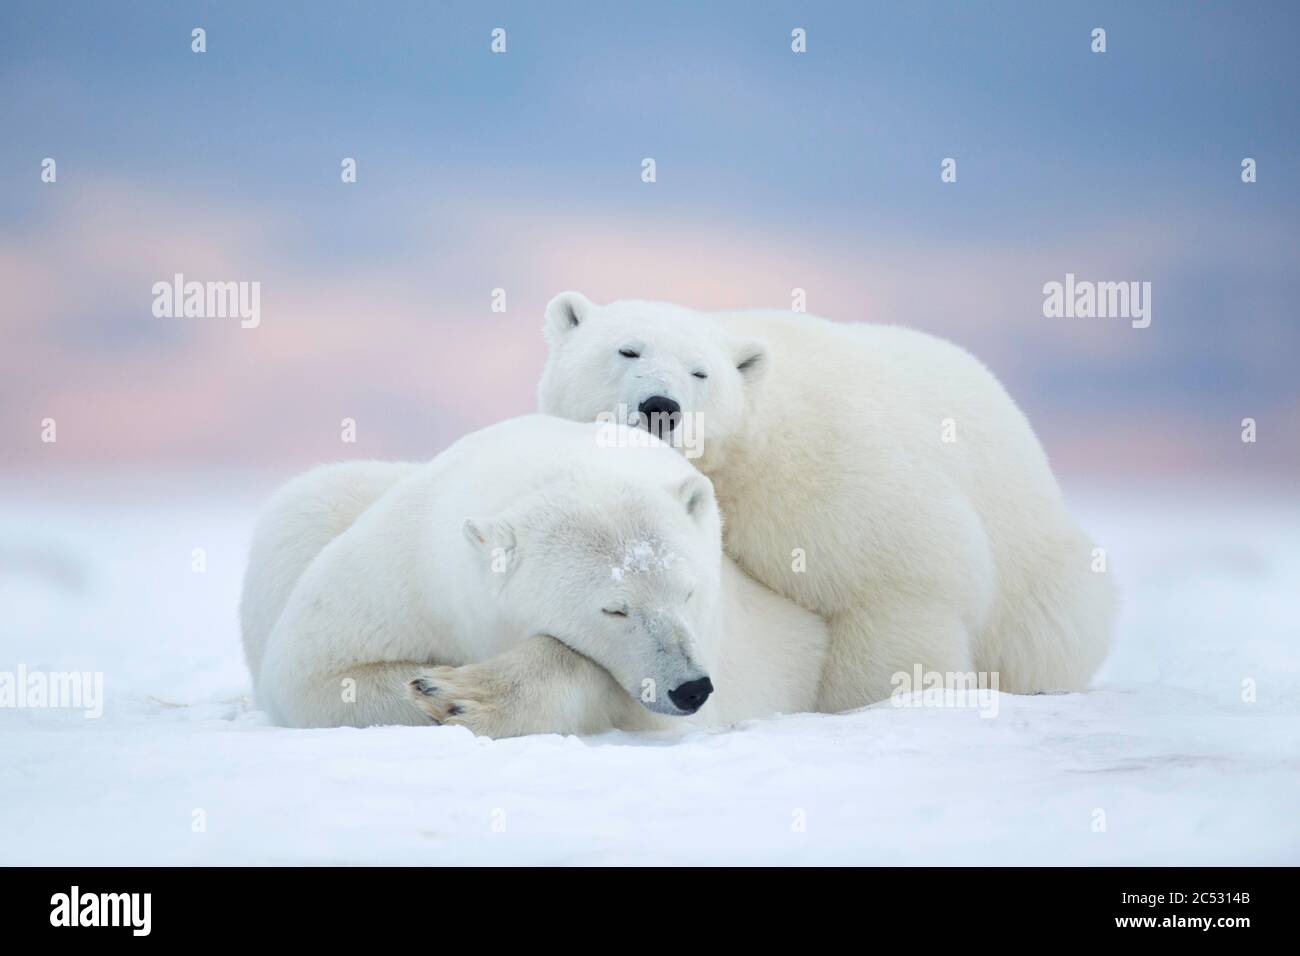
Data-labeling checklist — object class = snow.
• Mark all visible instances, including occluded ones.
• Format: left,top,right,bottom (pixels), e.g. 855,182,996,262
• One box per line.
2,475,1297,865
613,538,680,581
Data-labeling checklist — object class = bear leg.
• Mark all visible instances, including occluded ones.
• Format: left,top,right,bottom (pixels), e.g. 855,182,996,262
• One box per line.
816,599,977,712
408,635,663,738
264,659,449,728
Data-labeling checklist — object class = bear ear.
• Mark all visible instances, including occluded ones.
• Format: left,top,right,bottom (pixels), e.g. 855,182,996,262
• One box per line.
732,338,769,382
462,516,517,559
543,291,594,345
673,473,715,523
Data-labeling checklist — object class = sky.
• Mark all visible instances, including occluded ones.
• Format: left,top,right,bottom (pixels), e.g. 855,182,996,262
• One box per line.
1,1,1297,479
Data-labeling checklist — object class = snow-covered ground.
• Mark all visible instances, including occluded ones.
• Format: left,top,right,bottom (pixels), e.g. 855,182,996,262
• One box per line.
2,474,1297,865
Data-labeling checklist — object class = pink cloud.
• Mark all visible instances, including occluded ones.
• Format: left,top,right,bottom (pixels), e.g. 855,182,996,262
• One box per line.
2,180,1293,477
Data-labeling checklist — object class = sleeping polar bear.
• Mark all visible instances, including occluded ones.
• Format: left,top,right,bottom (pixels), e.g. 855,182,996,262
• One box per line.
538,293,1116,711
240,415,826,736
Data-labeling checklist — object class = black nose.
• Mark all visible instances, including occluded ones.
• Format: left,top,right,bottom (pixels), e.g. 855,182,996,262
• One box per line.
638,396,681,435
668,677,713,714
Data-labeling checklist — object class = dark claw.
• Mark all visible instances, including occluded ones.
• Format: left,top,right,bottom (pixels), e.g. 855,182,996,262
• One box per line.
410,678,438,697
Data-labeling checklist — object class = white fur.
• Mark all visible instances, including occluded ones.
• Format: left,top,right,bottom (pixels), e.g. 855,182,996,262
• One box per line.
538,293,1116,709
240,415,826,734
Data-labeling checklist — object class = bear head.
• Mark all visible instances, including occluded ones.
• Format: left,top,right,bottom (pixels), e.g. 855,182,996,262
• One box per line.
537,292,768,470
463,453,724,717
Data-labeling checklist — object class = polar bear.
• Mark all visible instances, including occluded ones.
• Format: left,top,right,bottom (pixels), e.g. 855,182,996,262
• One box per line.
240,415,826,734
538,293,1115,710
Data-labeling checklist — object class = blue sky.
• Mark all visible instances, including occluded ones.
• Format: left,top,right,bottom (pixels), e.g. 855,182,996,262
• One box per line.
1,2,1297,475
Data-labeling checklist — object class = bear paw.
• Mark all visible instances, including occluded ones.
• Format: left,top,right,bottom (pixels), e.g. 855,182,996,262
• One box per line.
408,666,500,736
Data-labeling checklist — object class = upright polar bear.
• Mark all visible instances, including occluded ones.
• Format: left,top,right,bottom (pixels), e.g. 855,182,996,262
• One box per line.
240,415,826,734
539,293,1115,710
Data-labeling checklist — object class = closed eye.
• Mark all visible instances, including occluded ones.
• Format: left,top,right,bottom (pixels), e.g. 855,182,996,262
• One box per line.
692,371,708,379
619,349,640,359
602,607,628,617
